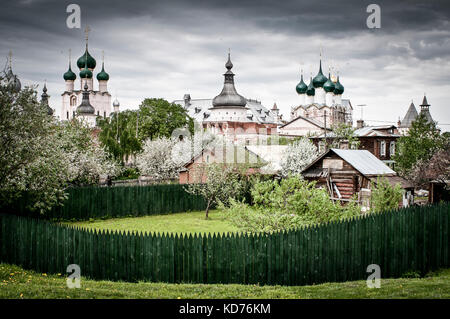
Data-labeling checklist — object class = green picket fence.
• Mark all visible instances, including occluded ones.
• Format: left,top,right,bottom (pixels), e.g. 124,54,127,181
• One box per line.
0,203,448,286
3,184,207,220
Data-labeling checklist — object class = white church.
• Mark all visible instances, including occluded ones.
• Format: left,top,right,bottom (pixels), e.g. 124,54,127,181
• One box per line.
280,59,353,137
61,28,119,126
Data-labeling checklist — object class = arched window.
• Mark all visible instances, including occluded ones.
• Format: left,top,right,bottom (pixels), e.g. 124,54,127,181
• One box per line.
70,96,77,107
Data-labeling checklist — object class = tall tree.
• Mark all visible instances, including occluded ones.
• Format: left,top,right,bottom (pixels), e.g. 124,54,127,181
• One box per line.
280,138,318,177
97,110,141,164
329,123,360,149
138,98,194,141
0,76,120,214
393,114,447,176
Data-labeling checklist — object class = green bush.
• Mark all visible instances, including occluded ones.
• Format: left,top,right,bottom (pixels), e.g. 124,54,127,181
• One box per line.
114,167,140,181
221,177,360,233
370,177,403,213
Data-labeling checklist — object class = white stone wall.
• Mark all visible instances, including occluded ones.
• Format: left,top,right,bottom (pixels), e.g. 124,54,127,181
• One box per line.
314,87,326,105
61,80,111,121
205,107,248,123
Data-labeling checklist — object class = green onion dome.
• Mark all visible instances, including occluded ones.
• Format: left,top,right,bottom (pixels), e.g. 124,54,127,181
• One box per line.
306,77,315,96
312,60,328,88
79,65,93,79
77,49,96,69
323,73,335,93
63,64,76,81
333,76,344,95
96,63,109,81
295,74,308,94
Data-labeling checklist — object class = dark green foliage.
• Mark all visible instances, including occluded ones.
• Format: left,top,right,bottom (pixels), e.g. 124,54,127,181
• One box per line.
370,177,403,213
138,98,194,141
393,114,447,175
1,184,207,220
0,203,448,286
97,98,194,164
114,167,140,181
97,110,142,164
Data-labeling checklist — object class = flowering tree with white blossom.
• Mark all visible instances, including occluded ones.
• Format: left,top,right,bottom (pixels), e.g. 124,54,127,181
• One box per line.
0,76,120,214
280,138,318,177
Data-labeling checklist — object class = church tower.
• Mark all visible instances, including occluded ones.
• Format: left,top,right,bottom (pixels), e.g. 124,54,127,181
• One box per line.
61,26,112,122
203,52,277,142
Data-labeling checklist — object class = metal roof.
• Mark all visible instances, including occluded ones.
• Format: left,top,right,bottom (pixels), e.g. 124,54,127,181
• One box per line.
331,148,396,176
399,102,418,128
310,125,400,139
172,96,278,125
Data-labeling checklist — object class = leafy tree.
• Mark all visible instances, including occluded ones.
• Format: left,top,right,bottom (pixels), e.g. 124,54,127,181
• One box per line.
370,177,403,213
409,144,450,187
0,80,69,213
55,120,121,187
135,137,180,181
223,177,360,233
0,77,120,214
393,114,446,175
184,163,243,219
97,110,141,164
329,123,360,149
137,98,194,141
280,138,318,177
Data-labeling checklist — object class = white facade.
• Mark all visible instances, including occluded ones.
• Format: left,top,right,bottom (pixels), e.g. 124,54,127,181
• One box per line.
205,106,249,123
62,77,111,121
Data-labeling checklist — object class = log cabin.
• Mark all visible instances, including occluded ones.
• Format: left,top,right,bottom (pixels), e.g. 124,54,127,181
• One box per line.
301,148,414,206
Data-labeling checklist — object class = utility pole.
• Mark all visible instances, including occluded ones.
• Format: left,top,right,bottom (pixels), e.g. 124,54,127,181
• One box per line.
136,110,139,139
324,110,328,150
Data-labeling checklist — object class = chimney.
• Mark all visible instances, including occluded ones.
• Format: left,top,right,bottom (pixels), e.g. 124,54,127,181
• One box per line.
356,119,364,129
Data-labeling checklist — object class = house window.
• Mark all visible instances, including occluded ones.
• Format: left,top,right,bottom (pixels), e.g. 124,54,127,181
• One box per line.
104,111,106,118
319,141,326,153
390,141,395,156
67,111,69,119
380,140,386,157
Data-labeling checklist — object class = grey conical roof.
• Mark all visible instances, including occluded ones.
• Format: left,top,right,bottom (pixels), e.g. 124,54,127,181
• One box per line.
212,53,247,108
420,95,430,107
399,101,418,128
419,95,434,124
76,82,95,114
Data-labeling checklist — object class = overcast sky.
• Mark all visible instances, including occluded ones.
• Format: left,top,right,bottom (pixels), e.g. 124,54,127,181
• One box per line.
1,0,450,131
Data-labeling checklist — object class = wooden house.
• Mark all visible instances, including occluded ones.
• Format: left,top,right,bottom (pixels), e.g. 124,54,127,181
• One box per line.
309,124,400,168
301,148,414,205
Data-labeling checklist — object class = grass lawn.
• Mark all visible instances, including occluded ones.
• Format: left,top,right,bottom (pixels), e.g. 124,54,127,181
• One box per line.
1,263,449,299
66,210,239,234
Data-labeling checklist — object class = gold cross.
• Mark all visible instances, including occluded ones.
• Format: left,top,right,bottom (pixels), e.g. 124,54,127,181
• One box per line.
84,25,91,42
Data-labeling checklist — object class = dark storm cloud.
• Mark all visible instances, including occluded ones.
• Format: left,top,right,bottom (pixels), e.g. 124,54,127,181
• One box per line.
1,0,449,130
2,0,450,35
